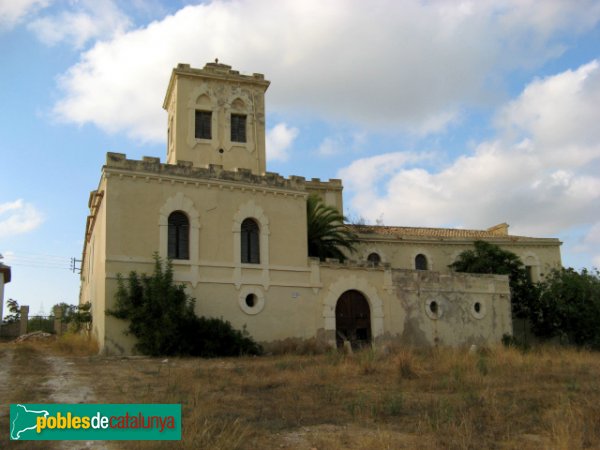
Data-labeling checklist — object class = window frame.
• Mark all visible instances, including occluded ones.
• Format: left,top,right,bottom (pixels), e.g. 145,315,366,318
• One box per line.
415,253,428,271
230,114,247,143
194,110,212,140
168,211,190,260
240,218,260,264
367,252,381,267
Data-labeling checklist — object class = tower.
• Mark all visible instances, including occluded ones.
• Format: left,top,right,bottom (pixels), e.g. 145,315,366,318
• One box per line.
163,61,270,174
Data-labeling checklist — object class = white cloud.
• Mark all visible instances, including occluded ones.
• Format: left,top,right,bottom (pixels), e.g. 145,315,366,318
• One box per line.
578,221,600,270
339,151,434,213
584,222,600,246
316,132,369,157
340,60,600,238
0,199,44,237
28,0,131,48
265,123,298,162
51,0,600,142
316,137,342,157
498,60,600,165
0,0,50,29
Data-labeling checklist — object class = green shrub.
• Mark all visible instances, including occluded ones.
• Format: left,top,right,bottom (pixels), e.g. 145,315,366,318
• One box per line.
501,333,530,351
107,253,261,357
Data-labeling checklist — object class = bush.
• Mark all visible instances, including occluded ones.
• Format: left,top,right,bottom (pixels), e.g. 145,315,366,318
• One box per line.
107,253,261,357
532,267,600,349
52,302,92,332
501,333,530,352
449,240,538,320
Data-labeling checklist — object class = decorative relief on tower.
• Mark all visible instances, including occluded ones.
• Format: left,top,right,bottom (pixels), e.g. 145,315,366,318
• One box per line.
166,61,269,174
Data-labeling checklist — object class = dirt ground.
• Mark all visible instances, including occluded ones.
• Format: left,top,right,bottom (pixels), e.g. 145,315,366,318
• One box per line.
0,341,110,450
3,339,600,449
2,341,422,450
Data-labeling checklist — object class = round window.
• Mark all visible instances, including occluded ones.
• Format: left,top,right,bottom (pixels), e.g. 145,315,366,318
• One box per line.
430,301,438,314
425,299,442,320
239,288,265,315
470,300,486,319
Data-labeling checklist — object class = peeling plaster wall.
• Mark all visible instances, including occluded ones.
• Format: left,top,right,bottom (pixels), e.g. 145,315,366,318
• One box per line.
392,270,511,347
317,265,512,349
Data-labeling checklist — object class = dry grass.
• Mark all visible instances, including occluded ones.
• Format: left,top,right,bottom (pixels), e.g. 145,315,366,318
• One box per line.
51,332,99,356
3,342,600,449
1,344,59,449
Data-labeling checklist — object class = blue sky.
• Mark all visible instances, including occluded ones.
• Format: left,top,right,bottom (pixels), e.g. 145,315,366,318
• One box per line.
1,0,599,315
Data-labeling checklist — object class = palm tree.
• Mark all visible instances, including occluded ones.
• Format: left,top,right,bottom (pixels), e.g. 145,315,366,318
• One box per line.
306,194,358,262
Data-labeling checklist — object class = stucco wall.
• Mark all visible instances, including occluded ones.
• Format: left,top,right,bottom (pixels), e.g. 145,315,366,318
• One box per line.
98,253,511,355
316,264,511,348
79,179,109,348
354,239,561,282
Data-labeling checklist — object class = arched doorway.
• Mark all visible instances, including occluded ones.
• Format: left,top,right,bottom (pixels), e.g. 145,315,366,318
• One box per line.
335,290,371,349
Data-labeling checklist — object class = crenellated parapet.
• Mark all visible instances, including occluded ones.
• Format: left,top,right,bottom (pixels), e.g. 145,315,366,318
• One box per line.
103,152,343,193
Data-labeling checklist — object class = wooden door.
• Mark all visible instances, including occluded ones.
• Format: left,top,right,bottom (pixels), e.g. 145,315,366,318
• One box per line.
335,290,371,349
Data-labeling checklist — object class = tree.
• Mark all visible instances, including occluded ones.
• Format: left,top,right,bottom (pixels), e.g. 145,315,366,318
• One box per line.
52,302,76,320
449,240,537,319
3,298,20,324
307,194,358,262
533,267,600,348
51,302,92,332
107,253,261,357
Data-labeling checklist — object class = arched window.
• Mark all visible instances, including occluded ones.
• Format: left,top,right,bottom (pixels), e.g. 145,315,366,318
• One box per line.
241,218,260,264
168,211,189,260
415,254,428,270
367,252,381,266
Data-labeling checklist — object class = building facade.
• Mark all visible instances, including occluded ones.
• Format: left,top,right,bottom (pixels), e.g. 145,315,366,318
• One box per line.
0,260,11,332
79,62,561,355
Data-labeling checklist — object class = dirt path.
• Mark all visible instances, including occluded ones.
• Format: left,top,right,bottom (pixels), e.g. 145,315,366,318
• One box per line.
42,353,110,450
0,347,15,440
1,343,110,449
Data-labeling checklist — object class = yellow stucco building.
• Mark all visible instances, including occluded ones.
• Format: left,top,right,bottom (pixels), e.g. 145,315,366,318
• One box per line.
79,62,562,355
0,259,11,334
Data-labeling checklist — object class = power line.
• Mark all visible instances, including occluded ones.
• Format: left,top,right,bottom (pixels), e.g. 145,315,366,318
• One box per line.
0,250,75,271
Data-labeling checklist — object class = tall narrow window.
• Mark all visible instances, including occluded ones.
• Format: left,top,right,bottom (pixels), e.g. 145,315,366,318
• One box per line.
415,254,428,270
231,114,247,143
195,110,212,139
241,218,260,264
168,211,189,260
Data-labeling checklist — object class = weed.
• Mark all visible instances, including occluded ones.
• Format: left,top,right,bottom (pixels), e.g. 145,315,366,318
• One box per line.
4,342,600,448
357,347,378,375
566,379,579,392
52,332,99,356
476,355,489,376
396,349,418,380
345,393,373,419
380,392,404,417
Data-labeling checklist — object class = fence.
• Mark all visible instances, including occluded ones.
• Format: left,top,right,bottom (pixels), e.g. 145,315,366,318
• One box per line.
0,305,67,339
28,315,55,333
